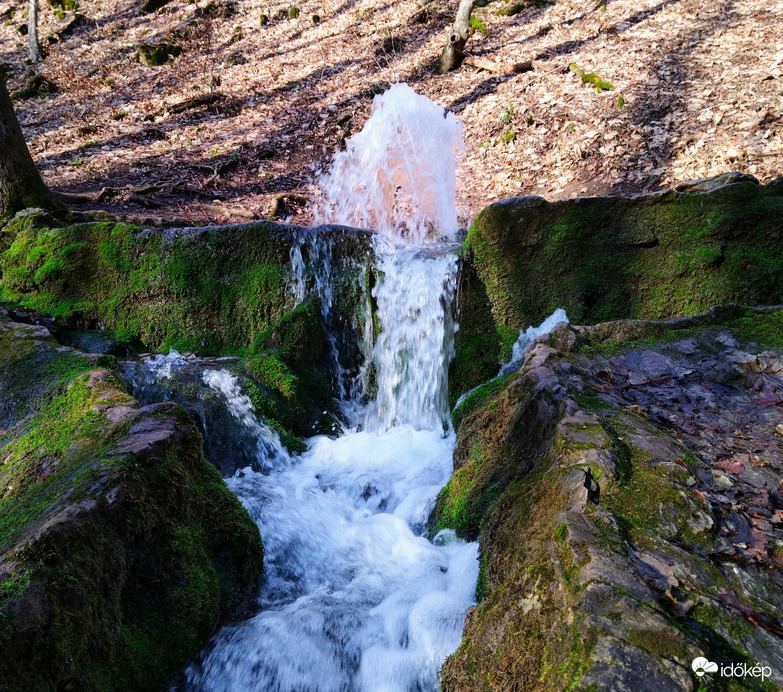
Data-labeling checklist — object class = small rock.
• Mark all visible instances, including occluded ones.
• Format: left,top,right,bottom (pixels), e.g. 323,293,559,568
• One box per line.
713,471,734,489
675,171,759,192
715,330,739,349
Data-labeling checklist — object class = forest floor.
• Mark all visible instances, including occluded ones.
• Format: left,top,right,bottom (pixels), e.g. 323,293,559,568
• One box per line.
0,0,781,226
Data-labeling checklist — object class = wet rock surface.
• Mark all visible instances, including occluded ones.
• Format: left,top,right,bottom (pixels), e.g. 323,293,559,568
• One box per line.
438,306,783,691
0,315,263,692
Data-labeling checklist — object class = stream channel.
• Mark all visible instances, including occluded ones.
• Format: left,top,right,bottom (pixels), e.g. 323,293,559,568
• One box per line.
119,84,482,692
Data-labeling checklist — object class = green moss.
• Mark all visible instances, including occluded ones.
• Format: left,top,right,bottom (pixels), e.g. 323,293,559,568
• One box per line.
0,220,368,447
469,15,488,35
451,373,514,430
46,0,78,10
453,183,783,396
439,446,573,690
135,42,181,66
569,63,614,92
601,439,713,549
0,315,264,690
246,352,297,398
1,222,295,355
496,3,524,16
244,381,307,453
725,309,783,348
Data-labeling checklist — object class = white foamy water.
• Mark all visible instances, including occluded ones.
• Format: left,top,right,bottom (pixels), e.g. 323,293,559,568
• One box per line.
316,83,463,245
186,426,476,692
201,369,289,472
364,248,458,433
499,307,569,376
181,83,478,692
454,308,570,410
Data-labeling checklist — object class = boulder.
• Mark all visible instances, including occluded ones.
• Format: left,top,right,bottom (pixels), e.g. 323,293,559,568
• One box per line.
0,316,263,691
452,175,783,399
438,306,783,690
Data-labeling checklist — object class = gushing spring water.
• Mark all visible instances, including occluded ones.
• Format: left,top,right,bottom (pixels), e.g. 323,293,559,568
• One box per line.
317,83,463,245
181,84,478,692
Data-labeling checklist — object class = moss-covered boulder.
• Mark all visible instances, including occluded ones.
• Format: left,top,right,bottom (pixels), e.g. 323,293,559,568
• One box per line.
119,299,332,469
0,314,263,691
0,219,371,355
0,218,373,440
452,175,783,401
135,42,182,66
436,306,783,691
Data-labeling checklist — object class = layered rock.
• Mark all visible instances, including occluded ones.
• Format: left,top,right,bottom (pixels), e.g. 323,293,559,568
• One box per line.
436,305,783,691
452,175,783,401
0,314,263,691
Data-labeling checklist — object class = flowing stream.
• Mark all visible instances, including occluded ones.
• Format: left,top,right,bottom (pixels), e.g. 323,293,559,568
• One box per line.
125,84,478,692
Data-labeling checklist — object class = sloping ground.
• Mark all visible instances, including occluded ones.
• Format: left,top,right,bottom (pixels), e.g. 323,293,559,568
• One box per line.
0,313,263,691
435,307,783,691
450,175,783,400
0,0,780,224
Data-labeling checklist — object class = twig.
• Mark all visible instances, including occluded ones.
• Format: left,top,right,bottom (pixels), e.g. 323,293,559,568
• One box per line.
155,92,223,117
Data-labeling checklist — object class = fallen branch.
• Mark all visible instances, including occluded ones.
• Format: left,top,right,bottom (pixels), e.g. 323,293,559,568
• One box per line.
55,186,115,204
125,193,161,208
55,184,163,205
182,186,225,200
156,92,223,117
203,157,240,186
462,55,532,74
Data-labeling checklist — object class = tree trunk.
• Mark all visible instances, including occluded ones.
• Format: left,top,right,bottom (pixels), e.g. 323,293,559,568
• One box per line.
28,0,42,63
437,0,474,74
0,78,64,218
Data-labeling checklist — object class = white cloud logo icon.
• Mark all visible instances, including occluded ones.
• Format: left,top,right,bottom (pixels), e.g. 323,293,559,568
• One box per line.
692,657,718,677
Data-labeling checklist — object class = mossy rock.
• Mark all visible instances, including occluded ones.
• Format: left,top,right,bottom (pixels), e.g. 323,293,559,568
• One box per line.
135,42,182,66
496,3,524,16
46,0,79,10
0,317,263,691
245,297,335,438
451,176,783,400
1,220,372,445
439,319,783,691
0,220,371,356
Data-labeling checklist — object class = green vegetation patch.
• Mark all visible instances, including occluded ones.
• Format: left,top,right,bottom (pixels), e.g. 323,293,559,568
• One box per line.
0,221,295,354
569,63,614,92
451,373,515,430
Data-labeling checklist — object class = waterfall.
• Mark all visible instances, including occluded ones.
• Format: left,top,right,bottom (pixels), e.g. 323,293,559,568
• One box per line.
174,83,478,692
453,308,571,411
364,247,458,433
201,369,290,472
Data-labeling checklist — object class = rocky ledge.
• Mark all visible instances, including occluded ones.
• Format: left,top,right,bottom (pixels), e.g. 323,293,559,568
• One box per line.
452,173,783,400
435,305,783,691
0,313,263,691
